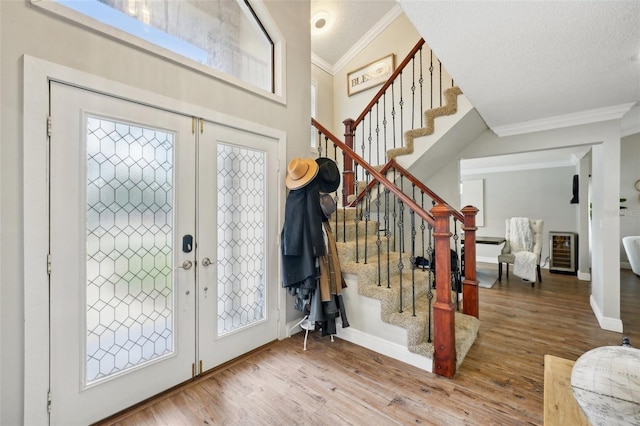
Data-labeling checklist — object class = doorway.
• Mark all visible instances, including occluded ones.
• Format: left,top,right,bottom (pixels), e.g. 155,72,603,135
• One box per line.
48,82,280,424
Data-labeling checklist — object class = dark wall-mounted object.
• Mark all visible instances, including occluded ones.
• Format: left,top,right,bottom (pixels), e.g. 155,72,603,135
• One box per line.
570,174,579,204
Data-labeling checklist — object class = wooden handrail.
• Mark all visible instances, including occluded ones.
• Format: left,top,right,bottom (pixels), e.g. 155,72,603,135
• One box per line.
312,118,436,228
348,158,464,223
353,39,426,128
347,159,396,207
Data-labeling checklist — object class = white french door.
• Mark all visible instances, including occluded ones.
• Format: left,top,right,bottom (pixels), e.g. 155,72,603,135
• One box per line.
49,82,279,425
197,124,279,371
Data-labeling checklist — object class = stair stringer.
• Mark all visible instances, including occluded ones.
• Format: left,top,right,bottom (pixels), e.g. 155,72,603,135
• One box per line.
336,272,434,372
333,216,479,372
386,86,465,162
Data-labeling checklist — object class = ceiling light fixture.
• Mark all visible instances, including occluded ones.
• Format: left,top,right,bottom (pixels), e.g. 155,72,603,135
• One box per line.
311,11,330,32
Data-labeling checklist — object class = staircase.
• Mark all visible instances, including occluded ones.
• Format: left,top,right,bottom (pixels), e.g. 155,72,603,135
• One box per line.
332,207,480,373
306,38,483,377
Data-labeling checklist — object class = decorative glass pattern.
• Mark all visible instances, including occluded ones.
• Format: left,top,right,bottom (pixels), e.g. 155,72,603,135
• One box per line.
85,115,174,384
217,144,266,334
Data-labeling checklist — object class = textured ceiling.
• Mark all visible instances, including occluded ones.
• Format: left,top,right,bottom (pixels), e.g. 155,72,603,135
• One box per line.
310,0,398,71
396,0,640,134
311,0,640,137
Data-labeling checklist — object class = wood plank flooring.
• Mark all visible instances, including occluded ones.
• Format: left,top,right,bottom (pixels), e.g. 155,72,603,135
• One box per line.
97,267,640,425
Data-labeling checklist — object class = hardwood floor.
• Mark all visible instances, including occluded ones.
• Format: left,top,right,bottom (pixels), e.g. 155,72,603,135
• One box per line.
97,268,640,426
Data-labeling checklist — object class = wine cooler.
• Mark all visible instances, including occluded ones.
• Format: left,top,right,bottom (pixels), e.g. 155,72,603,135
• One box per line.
549,232,578,275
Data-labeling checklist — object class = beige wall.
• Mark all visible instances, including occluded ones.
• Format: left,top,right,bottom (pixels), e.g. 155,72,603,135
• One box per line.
0,1,309,423
333,14,422,137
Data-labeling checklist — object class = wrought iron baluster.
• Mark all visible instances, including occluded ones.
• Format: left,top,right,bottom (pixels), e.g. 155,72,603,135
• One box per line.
334,143,339,241
397,199,405,313
354,178,360,263
400,176,405,253
392,169,397,251
426,222,434,343
419,47,424,128
399,72,404,152
375,181,382,287
382,93,388,163
375,101,380,166
410,184,417,316
341,149,347,243
316,130,322,157
429,49,434,110
411,56,416,130
385,187,391,288
363,170,370,264
391,81,397,150
439,59,443,107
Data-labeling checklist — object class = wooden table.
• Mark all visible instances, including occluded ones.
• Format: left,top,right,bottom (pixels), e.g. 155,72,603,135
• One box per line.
543,354,589,426
462,236,506,245
460,237,506,281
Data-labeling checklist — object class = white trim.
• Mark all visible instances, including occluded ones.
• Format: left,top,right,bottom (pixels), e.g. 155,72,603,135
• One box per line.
23,56,52,426
30,0,287,105
461,158,577,176
577,270,591,281
311,53,334,75
336,325,433,373
23,54,287,424
493,103,637,137
590,294,623,333
312,5,403,76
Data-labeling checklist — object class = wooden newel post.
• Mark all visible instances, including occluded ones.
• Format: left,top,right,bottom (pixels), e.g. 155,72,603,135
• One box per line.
431,203,456,378
342,118,355,206
461,205,479,319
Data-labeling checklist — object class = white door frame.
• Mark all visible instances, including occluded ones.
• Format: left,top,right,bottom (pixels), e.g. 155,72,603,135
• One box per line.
23,55,287,425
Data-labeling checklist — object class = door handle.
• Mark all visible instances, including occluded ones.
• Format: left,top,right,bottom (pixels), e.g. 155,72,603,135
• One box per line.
201,257,214,267
177,260,193,270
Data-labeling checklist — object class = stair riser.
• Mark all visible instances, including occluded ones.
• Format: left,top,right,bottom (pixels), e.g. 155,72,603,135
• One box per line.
331,219,381,242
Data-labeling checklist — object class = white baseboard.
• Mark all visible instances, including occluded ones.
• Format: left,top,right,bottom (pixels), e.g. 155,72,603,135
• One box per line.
285,316,432,372
590,294,623,333
285,317,306,337
577,271,591,281
336,325,433,372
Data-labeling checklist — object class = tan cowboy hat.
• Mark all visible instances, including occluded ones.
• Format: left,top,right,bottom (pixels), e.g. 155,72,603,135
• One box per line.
285,157,319,190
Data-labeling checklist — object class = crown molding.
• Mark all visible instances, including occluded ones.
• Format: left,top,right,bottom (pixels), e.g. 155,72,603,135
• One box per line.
311,52,333,75
492,102,637,137
311,5,403,76
460,158,577,177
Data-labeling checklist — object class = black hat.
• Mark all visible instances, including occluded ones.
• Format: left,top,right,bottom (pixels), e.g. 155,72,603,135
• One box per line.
315,157,340,193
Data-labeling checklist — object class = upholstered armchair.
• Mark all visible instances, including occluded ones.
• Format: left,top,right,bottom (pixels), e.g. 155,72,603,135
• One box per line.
498,218,544,286
623,236,640,276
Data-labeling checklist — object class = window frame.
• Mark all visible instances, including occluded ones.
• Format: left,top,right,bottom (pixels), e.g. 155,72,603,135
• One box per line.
31,0,286,104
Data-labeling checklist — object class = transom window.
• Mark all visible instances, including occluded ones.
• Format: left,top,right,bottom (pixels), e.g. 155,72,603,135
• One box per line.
33,0,275,93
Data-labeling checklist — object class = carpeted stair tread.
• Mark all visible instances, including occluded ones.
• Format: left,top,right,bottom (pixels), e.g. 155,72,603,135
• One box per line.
332,219,382,242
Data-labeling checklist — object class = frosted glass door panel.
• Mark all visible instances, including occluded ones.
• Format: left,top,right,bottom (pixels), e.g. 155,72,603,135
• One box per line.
85,117,175,384
217,143,266,335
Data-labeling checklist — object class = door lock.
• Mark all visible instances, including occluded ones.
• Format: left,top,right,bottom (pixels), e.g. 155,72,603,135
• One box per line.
201,257,214,267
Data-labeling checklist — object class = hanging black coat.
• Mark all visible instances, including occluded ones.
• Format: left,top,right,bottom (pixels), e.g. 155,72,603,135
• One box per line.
280,181,325,288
